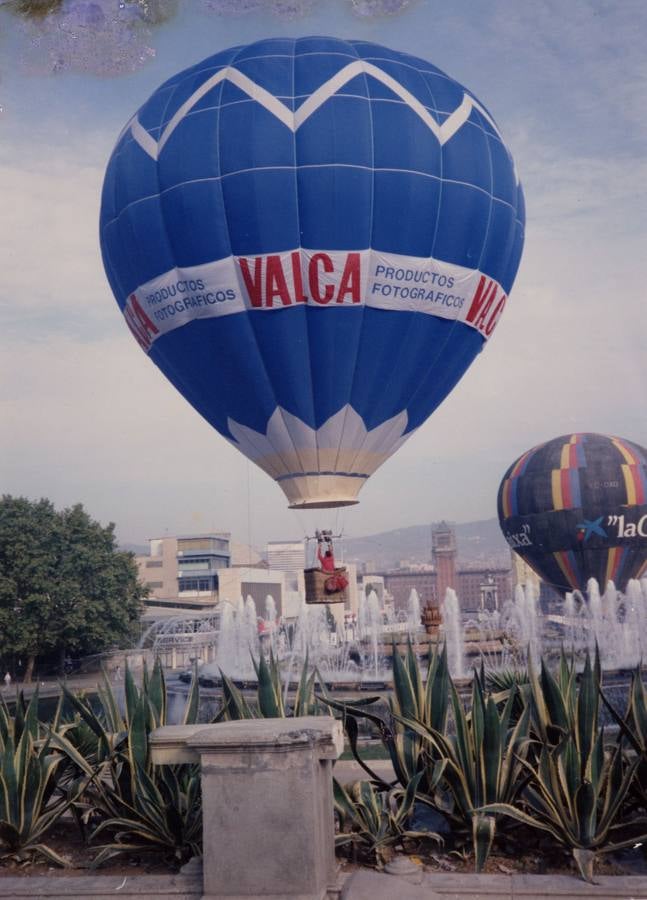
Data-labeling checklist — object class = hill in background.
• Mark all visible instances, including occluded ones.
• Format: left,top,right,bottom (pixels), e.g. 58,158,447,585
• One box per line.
122,518,512,571
343,518,511,570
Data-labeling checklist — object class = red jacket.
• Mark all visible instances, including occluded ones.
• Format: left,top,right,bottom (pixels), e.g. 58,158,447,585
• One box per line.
317,547,336,573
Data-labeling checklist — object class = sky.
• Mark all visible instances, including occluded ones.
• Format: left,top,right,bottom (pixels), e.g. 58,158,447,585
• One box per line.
1,0,646,552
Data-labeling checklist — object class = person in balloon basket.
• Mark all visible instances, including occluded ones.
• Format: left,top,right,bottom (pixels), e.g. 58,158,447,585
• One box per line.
317,538,348,594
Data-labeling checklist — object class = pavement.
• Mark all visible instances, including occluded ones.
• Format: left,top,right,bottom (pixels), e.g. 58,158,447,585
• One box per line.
342,867,647,898
334,757,395,784
0,672,112,700
1,867,647,899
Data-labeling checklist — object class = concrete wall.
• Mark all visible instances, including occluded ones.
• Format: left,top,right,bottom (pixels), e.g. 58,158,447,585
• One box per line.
218,567,287,615
136,536,178,601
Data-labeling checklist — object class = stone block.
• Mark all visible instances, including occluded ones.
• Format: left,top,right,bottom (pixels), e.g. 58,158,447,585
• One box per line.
153,716,343,900
342,868,440,899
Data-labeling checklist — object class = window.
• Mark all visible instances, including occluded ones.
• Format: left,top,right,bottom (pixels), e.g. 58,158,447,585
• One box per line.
146,581,164,588
179,577,214,592
178,557,212,571
177,537,230,555
146,560,163,568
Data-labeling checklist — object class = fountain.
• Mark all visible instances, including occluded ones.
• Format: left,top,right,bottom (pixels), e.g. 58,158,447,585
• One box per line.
171,576,647,694
407,589,422,634
565,577,647,668
441,588,465,678
210,596,260,680
358,590,382,678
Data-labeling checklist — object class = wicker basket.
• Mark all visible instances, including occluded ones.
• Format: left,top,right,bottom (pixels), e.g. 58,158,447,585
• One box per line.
304,566,348,604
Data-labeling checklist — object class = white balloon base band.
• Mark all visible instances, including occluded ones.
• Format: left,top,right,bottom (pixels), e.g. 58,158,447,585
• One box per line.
226,405,412,509
280,473,365,509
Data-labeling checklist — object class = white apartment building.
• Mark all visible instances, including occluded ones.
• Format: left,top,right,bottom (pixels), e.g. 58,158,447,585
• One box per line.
266,540,306,591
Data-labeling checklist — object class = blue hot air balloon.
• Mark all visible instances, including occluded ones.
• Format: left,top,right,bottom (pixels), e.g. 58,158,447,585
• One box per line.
100,37,525,508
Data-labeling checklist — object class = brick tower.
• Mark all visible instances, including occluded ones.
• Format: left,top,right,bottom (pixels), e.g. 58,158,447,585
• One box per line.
432,521,457,605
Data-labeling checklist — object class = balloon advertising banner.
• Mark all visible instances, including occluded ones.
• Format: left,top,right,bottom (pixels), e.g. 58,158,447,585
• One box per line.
101,37,525,508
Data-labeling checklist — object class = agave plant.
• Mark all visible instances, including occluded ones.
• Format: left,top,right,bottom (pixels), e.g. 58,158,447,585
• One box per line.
333,773,440,866
601,664,647,814
320,641,450,792
51,659,203,867
0,689,85,866
482,652,647,882
218,650,321,720
484,668,530,694
397,665,531,872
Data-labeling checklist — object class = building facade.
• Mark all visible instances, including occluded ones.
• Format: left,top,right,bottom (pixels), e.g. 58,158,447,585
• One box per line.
383,571,437,612
136,533,231,608
455,567,513,615
382,566,513,617
266,540,306,591
176,534,230,597
138,537,178,603
218,567,288,617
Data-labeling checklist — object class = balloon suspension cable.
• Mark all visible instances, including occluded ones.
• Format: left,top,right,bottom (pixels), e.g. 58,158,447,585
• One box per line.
246,459,253,570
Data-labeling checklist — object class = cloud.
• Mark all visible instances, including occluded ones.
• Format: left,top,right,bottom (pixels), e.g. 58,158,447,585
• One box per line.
2,3,646,545
0,327,280,544
0,136,119,340
3,126,646,543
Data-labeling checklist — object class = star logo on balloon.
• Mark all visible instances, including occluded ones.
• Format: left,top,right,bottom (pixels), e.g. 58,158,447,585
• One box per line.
576,517,607,542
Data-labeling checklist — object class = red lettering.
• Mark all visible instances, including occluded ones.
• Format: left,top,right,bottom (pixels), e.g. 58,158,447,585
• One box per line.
124,306,149,350
484,295,506,336
291,251,307,303
124,294,159,351
336,253,361,303
130,295,159,338
466,276,498,329
265,255,291,307
309,253,334,304
238,257,263,307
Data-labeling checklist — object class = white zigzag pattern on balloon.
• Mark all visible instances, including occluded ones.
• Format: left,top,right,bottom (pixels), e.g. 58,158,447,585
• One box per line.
126,60,506,162
226,404,411,480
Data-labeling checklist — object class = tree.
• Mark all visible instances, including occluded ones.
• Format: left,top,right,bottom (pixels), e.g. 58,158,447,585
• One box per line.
0,496,146,682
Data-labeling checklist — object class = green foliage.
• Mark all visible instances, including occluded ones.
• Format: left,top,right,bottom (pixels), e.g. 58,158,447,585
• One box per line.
602,665,647,813
51,659,202,867
485,667,530,696
483,652,647,882
0,690,85,866
320,641,450,792
218,650,320,720
4,638,647,883
388,641,450,786
0,496,146,680
334,773,440,866
398,665,530,872
253,648,286,718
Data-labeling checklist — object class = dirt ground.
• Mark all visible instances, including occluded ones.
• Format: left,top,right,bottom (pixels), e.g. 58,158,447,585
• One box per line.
2,821,646,881
337,831,647,879
0,821,177,878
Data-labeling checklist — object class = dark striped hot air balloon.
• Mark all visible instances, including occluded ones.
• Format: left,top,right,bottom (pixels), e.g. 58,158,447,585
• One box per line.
497,433,647,595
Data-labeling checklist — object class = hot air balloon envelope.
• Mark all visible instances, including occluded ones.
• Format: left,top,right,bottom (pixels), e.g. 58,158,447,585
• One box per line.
498,434,647,594
100,37,525,508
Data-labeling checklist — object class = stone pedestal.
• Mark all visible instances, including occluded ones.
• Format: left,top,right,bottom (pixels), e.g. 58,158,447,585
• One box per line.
151,717,343,900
